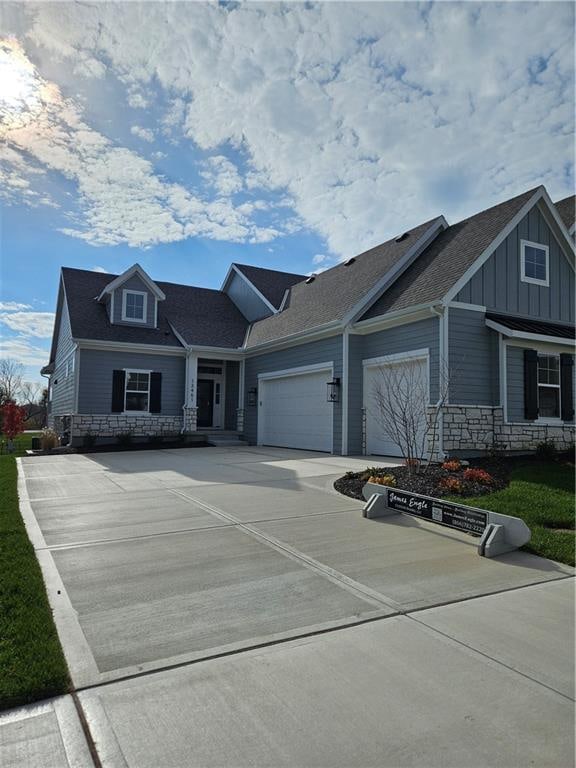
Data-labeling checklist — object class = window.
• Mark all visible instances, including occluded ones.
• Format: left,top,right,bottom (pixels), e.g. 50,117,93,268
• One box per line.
65,356,74,378
537,354,560,418
125,370,150,411
521,240,549,286
122,290,147,322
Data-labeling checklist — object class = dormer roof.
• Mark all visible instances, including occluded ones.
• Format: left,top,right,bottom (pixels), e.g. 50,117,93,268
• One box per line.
97,263,166,302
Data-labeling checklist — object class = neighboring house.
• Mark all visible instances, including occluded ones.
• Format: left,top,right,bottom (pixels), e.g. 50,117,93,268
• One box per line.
43,186,576,457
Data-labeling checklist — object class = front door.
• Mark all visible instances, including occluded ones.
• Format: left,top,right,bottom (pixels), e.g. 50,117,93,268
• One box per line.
197,379,214,428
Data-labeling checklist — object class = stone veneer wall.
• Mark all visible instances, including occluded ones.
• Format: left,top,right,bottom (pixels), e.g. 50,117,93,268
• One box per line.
438,405,575,454
69,414,183,438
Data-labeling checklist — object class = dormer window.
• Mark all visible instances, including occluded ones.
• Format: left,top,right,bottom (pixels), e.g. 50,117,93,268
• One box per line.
521,240,549,287
122,289,147,322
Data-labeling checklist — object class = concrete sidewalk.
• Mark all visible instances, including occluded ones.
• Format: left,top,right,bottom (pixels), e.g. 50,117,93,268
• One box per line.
5,447,574,767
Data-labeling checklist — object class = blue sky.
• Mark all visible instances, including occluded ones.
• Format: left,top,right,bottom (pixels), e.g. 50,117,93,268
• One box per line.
0,1,574,383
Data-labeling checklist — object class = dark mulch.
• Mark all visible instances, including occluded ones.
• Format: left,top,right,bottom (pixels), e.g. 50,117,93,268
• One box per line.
333,454,557,501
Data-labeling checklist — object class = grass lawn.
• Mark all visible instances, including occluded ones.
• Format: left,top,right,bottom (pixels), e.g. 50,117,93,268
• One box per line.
0,432,70,711
448,458,575,567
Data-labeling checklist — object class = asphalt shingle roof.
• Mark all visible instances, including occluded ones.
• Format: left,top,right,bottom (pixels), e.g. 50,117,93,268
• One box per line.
362,188,540,319
233,264,305,309
554,195,575,231
61,268,248,350
245,217,441,347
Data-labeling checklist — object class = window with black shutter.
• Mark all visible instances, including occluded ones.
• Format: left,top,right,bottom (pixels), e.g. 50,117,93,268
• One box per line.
523,349,538,420
560,354,574,422
111,370,126,412
149,372,162,413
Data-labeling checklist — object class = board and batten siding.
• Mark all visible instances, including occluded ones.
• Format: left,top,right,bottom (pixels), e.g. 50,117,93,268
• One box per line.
78,349,185,415
507,345,575,424
226,272,272,322
347,317,440,455
455,204,575,324
448,308,499,406
112,274,157,327
243,335,343,453
51,299,76,416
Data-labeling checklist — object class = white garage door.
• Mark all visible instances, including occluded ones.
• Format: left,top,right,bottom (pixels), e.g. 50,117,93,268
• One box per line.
259,368,332,452
364,355,428,458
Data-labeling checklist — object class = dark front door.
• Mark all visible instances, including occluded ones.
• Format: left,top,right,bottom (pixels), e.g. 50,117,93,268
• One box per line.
197,379,214,428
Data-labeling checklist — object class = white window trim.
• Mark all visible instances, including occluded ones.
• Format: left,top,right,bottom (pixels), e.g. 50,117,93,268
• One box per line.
121,289,148,323
520,239,549,287
123,368,151,414
536,353,561,422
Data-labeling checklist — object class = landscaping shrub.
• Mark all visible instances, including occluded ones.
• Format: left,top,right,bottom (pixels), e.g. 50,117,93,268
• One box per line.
82,432,96,449
116,431,133,447
368,474,397,487
439,476,463,493
535,439,557,460
442,459,461,471
463,468,494,484
40,428,59,451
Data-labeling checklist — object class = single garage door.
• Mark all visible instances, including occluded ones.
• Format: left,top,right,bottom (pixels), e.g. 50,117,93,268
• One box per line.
364,356,428,458
259,368,333,452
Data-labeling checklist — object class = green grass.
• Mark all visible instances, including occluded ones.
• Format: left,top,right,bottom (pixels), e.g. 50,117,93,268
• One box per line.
447,460,575,567
0,431,70,710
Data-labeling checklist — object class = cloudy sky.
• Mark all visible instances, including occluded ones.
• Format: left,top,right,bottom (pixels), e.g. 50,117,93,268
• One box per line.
0,1,574,383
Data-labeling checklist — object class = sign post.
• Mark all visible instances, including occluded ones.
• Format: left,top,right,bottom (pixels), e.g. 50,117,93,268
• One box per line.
362,485,530,558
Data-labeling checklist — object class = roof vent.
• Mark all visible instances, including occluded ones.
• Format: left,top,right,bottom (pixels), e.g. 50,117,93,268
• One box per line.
344,257,356,266
305,275,316,284
395,232,410,243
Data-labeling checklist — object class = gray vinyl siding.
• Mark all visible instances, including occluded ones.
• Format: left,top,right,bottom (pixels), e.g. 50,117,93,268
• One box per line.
78,349,185,415
224,361,240,430
347,317,440,455
51,299,76,416
507,345,575,424
112,274,157,327
448,308,499,405
244,335,343,453
455,204,575,324
226,272,272,322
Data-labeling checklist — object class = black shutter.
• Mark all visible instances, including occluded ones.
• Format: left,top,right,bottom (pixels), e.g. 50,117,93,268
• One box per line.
149,372,162,413
111,370,125,413
560,354,574,422
524,349,538,420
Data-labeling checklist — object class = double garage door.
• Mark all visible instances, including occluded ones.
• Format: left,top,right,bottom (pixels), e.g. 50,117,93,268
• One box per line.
258,367,333,452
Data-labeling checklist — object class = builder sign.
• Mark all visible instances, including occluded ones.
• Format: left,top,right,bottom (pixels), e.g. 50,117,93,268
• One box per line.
385,489,488,536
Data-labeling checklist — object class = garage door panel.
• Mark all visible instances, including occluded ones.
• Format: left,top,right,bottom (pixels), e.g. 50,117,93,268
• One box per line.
364,358,428,458
260,369,332,452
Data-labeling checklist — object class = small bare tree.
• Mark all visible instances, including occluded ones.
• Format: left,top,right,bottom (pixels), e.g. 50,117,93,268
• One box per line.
0,359,24,406
370,356,454,474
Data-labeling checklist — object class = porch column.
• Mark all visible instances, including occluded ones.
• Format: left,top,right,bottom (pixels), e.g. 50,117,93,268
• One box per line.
236,359,245,433
182,352,198,432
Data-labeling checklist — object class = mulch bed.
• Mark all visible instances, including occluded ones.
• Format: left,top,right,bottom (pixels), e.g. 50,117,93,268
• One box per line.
334,456,517,501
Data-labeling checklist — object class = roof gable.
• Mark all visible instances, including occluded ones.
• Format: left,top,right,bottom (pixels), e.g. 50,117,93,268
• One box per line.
97,263,166,301
231,264,305,310
555,194,575,233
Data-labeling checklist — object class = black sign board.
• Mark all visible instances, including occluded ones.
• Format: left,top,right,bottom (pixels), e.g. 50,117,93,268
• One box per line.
386,489,487,536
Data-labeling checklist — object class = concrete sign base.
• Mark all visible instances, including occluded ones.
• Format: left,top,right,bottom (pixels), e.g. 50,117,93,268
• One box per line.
362,486,531,559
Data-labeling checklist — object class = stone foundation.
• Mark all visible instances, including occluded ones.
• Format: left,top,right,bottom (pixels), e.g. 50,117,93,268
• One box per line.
182,406,198,433
69,414,184,439
439,405,575,455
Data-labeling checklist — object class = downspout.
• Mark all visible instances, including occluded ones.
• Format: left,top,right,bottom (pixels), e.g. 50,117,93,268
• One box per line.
430,304,447,460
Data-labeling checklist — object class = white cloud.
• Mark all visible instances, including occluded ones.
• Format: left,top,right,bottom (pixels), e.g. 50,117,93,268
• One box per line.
0,337,49,367
0,301,32,311
130,125,155,142
127,90,148,109
3,3,575,255
92,265,108,273
0,311,55,338
201,155,243,196
312,254,329,265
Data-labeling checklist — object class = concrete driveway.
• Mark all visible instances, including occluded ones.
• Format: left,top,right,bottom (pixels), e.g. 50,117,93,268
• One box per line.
7,446,575,767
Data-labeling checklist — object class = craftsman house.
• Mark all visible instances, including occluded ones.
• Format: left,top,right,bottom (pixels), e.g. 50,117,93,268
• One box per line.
44,185,575,457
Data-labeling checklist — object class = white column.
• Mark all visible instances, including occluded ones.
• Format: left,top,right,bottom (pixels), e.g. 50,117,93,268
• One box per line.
237,359,245,432
182,352,198,432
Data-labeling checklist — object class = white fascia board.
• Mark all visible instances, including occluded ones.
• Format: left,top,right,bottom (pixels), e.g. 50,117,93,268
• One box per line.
220,264,236,292
75,339,186,356
342,216,448,325
351,303,438,335
444,187,547,303
168,322,189,349
185,345,245,359
243,321,342,356
570,222,575,236
486,320,575,347
448,301,487,313
97,263,166,301
536,194,575,267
